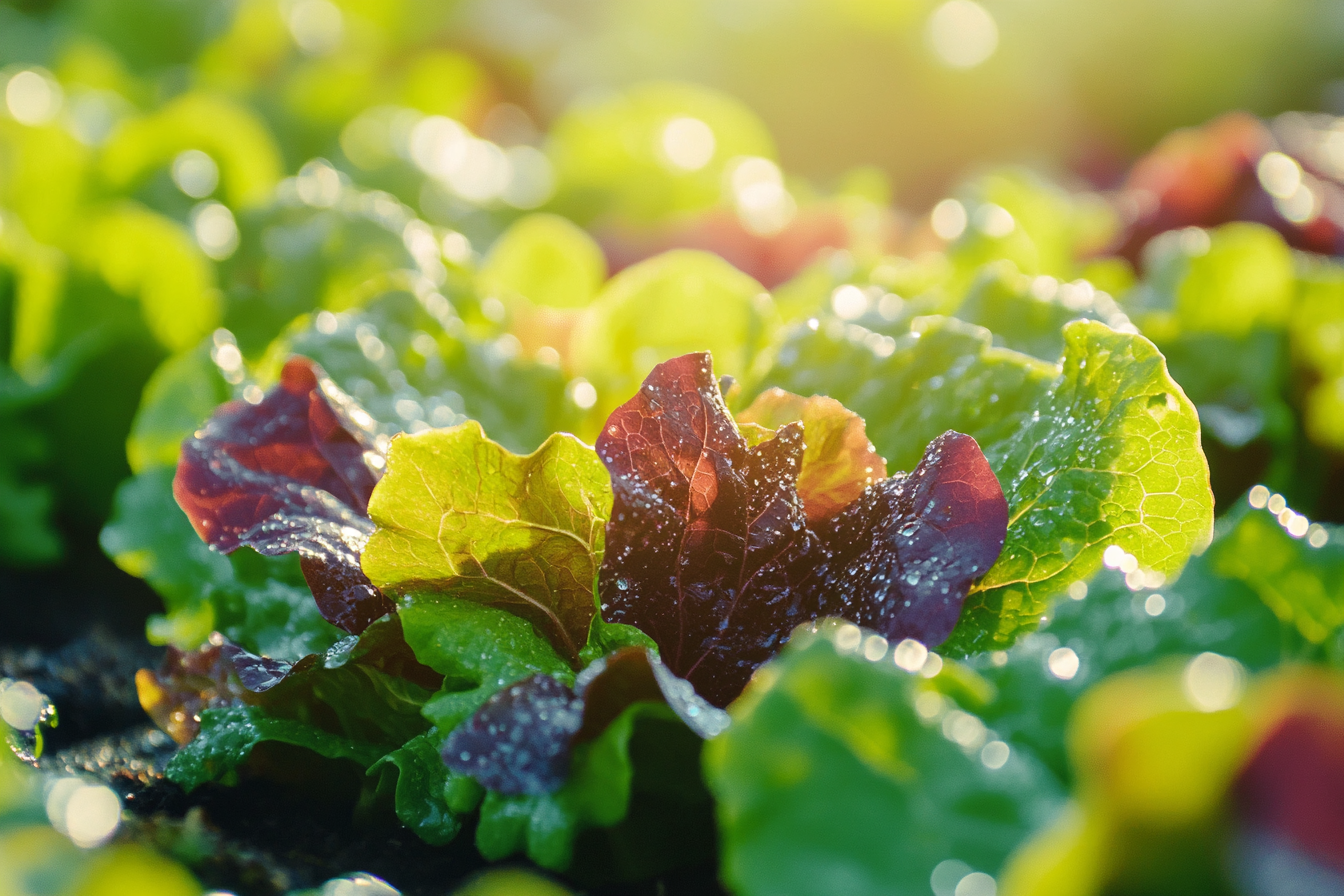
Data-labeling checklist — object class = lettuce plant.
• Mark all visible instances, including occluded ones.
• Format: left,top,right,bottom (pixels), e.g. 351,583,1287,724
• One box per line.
120,249,1215,887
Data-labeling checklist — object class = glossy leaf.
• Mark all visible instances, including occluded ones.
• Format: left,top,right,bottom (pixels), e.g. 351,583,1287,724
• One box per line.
443,674,586,796
363,422,611,665
761,315,1056,474
166,704,386,792
952,321,1214,653
173,355,393,634
473,703,688,871
598,352,1007,705
398,598,573,735
442,647,728,798
369,730,464,846
280,291,577,456
737,389,887,523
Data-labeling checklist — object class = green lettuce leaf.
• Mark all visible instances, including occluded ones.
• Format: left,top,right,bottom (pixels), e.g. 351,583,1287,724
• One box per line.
369,729,464,846
569,250,778,432
166,704,386,792
704,620,1064,896
954,262,1133,363
760,315,1055,474
473,702,696,872
279,290,577,455
1208,500,1344,645
547,81,777,224
761,315,1212,654
363,423,611,665
1133,222,1294,340
972,492,1332,785
953,320,1213,653
101,466,343,658
479,214,607,311
124,343,233,475
398,598,572,734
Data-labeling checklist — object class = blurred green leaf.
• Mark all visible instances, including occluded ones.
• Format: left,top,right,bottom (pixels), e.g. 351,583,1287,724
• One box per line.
79,202,220,353
1136,223,1294,340
548,81,776,224
100,91,283,208
570,249,777,431
1209,502,1344,644
480,214,606,311
101,467,343,658
954,262,1132,363
704,621,1064,896
949,170,1119,288
125,342,231,475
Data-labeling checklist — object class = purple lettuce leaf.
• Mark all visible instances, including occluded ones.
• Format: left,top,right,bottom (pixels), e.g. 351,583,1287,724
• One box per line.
596,352,1008,707
173,356,393,634
442,647,728,795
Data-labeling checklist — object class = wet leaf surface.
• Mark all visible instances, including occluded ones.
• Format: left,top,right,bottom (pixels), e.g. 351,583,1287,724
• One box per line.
598,352,1007,706
173,356,393,634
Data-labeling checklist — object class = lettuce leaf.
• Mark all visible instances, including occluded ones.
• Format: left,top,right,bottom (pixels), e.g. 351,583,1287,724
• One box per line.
736,389,887,523
598,352,1007,706
704,620,1065,896
173,355,393,633
166,704,386,792
362,423,611,666
956,320,1214,653
761,316,1213,655
279,290,578,456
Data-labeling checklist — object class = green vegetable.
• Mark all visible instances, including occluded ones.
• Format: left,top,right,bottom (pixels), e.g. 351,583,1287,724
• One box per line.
705,620,1064,896
363,423,611,666
954,320,1214,653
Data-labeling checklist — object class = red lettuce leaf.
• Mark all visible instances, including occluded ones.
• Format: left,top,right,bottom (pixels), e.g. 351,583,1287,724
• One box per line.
442,647,728,795
814,431,1009,645
574,646,729,740
443,674,586,796
173,356,393,633
596,352,1007,707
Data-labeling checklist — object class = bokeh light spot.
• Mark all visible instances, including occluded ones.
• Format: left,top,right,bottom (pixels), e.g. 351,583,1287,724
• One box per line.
1182,652,1244,712
931,198,967,240
926,1,999,70
5,69,61,126
172,150,219,199
193,202,239,261
1047,646,1079,680
955,871,997,896
892,637,929,672
661,116,717,171
285,0,344,55
831,284,869,320
980,740,1010,769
